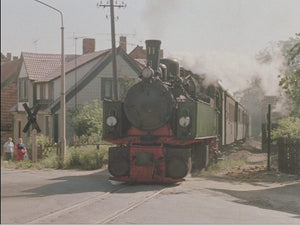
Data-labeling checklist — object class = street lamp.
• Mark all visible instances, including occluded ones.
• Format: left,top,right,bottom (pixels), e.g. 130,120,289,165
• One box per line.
33,0,66,160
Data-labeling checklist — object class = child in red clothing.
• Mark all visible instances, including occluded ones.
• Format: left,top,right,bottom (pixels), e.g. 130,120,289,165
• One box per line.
16,138,27,161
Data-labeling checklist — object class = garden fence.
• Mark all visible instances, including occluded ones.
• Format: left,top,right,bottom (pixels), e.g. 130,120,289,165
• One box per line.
277,137,300,175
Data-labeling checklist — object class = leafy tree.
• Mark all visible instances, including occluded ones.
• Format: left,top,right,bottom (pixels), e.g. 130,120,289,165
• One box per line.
278,33,300,115
119,76,136,100
69,100,103,139
272,116,300,139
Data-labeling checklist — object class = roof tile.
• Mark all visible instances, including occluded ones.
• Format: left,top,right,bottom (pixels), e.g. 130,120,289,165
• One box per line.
22,50,109,82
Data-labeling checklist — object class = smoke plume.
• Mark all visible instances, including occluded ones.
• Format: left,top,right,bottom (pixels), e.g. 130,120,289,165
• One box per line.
142,0,182,38
170,45,287,97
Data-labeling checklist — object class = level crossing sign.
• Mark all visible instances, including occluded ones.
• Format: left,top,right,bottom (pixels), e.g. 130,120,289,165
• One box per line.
22,103,41,133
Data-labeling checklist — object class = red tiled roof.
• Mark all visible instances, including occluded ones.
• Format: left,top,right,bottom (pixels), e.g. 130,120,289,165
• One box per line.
22,52,73,81
134,59,146,68
129,45,146,59
1,59,22,84
22,50,110,82
39,49,110,82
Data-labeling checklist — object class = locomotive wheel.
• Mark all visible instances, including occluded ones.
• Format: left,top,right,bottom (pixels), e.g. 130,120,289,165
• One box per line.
108,147,130,177
166,158,189,179
191,143,209,173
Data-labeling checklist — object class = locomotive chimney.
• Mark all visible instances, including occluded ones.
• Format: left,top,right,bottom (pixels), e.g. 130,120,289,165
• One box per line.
145,40,161,72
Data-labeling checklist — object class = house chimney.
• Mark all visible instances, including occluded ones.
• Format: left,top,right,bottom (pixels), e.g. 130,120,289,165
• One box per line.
7,53,11,61
119,36,127,53
82,38,95,54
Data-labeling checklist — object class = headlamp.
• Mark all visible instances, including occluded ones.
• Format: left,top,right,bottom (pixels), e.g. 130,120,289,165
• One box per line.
179,116,191,127
106,116,117,127
141,67,154,79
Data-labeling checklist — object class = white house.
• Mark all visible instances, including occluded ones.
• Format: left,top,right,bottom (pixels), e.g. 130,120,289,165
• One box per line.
11,38,143,144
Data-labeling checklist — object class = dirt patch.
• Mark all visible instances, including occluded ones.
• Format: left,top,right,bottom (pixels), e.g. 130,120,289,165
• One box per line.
220,165,299,183
211,139,299,183
194,140,300,216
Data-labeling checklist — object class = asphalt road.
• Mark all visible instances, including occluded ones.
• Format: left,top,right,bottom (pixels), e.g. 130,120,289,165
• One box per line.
1,168,300,224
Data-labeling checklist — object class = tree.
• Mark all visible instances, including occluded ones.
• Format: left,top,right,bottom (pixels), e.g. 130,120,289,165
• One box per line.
119,76,136,100
278,33,300,115
69,100,103,140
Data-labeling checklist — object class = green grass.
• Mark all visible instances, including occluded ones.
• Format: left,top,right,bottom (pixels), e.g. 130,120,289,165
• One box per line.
65,145,109,170
1,145,109,170
203,158,247,175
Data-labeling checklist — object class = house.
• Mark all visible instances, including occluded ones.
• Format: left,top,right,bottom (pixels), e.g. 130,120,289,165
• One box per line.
129,44,163,64
1,53,21,149
11,38,143,144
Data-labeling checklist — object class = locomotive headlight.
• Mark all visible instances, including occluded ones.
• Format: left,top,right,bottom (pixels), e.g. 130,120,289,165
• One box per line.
179,116,191,127
141,67,154,79
106,116,117,127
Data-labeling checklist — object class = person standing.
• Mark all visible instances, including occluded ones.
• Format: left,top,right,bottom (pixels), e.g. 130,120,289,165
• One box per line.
16,138,27,162
3,137,14,161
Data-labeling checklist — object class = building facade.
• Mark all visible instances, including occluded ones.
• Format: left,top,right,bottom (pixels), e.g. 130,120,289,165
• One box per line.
1,53,21,149
11,39,143,145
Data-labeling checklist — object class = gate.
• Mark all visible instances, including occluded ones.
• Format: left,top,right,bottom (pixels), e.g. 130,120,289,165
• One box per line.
277,137,300,175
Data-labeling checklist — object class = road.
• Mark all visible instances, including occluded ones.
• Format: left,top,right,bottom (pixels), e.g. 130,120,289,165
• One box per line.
1,168,300,224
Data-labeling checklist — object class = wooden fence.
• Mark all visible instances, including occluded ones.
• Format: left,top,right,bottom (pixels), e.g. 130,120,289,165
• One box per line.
277,137,300,175
27,144,57,160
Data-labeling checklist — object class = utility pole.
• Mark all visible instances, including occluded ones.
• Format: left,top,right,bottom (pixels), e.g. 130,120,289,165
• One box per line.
267,104,271,171
97,0,126,101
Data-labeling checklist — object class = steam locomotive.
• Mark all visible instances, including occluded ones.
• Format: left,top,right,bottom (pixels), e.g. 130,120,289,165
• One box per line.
103,40,250,183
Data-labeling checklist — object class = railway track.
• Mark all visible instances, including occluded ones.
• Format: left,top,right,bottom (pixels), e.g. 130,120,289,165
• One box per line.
26,183,167,224
98,187,166,224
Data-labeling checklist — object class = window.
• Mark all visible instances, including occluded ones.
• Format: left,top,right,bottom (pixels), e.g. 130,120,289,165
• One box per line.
19,78,28,101
48,82,54,100
227,103,235,122
18,121,21,138
101,77,136,100
44,116,50,136
37,83,49,100
104,80,112,98
101,78,113,100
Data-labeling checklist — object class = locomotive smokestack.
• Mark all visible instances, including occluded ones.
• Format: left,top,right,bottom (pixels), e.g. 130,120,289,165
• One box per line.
145,40,161,71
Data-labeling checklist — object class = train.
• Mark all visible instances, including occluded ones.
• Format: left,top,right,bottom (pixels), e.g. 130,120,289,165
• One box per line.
103,40,250,183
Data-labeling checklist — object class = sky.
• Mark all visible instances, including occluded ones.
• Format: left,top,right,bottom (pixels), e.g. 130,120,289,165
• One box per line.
1,0,300,94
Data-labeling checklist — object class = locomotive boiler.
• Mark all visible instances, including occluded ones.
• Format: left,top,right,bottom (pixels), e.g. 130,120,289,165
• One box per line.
103,40,249,183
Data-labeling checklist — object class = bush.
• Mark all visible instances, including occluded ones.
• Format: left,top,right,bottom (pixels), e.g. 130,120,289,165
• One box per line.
69,100,103,138
272,116,300,139
73,133,102,145
65,145,109,170
1,144,109,170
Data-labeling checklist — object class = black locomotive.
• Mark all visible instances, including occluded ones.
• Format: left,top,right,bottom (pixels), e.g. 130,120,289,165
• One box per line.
103,40,250,183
